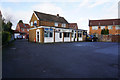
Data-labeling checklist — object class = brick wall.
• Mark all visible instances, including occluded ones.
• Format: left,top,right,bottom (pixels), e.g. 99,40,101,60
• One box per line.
89,26,119,35
29,29,36,42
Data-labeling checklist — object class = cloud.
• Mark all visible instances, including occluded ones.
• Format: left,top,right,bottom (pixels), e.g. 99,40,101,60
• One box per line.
32,2,64,16
0,2,64,30
1,7,33,30
78,0,90,7
89,0,109,8
1,0,83,2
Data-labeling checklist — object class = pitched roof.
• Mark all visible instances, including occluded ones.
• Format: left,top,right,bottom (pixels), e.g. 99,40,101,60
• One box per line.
89,19,120,26
68,23,78,30
34,11,68,24
18,23,30,29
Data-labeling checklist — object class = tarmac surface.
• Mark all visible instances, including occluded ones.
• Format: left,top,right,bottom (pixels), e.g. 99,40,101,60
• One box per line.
2,39,119,78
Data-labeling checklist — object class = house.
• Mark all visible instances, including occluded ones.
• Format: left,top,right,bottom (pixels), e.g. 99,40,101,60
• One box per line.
68,23,78,30
29,11,86,43
89,19,120,35
14,22,30,39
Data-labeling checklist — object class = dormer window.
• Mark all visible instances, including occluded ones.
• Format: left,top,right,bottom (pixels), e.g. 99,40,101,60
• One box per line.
34,21,37,26
31,22,33,26
55,22,58,26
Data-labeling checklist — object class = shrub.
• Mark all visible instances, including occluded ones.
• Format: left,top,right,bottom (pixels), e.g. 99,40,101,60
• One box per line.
2,31,11,45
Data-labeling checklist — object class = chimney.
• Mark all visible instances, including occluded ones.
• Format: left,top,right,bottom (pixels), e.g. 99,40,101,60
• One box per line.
57,14,59,17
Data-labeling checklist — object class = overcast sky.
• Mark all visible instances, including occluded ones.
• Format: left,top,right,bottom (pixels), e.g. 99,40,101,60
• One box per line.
0,0,119,32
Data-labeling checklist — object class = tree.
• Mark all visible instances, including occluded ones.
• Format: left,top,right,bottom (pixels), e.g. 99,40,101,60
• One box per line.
18,20,23,23
2,18,13,45
101,29,109,35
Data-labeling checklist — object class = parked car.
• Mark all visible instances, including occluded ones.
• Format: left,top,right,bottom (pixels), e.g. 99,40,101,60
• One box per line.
17,35,23,39
86,35,98,42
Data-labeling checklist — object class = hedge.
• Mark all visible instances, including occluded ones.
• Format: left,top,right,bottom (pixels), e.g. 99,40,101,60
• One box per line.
2,31,11,45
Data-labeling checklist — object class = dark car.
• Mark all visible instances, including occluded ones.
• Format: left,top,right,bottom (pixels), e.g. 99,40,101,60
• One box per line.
86,35,98,42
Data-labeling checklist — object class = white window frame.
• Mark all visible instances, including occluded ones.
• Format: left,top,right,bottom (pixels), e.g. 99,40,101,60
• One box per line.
55,22,58,26
31,22,33,26
62,23,66,27
34,20,37,24
108,26,113,29
101,26,105,29
116,25,120,30
92,26,98,30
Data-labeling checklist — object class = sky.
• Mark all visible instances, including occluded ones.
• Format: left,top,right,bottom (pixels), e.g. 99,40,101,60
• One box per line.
0,0,119,32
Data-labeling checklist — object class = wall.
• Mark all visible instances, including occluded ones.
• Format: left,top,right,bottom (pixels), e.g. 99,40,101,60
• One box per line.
40,21,68,28
97,35,120,42
30,13,39,28
29,29,36,42
55,32,63,42
89,25,119,35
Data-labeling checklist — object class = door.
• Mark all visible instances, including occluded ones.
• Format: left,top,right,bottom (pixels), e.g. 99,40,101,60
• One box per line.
36,29,40,42
37,32,39,42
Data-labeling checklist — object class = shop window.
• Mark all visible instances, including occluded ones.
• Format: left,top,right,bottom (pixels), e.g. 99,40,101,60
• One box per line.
44,31,53,37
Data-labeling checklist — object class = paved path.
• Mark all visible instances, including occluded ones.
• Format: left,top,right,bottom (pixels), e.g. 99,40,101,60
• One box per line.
2,39,119,78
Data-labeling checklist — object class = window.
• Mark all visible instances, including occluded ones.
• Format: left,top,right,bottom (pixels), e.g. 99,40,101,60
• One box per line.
92,26,98,30
75,33,76,38
50,32,53,37
59,33,62,38
55,22,58,26
116,25,120,30
64,32,69,37
78,33,82,37
108,26,113,29
31,22,33,26
101,26,105,29
34,21,37,26
21,28,24,31
44,28,53,31
44,31,53,37
62,23,66,27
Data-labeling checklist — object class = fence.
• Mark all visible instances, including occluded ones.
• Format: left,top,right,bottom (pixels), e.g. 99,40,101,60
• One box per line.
97,35,120,42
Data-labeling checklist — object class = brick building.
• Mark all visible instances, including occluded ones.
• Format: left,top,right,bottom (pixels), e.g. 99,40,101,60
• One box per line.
14,22,30,39
68,23,78,30
29,11,87,43
89,19,120,35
